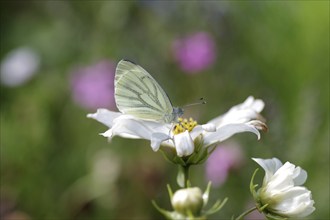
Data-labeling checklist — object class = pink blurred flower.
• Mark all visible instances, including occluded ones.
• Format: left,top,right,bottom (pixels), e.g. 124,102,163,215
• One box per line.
70,60,116,110
244,201,265,220
205,143,243,187
172,32,216,74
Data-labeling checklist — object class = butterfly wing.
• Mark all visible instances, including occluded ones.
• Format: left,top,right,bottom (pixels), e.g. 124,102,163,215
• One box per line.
115,60,174,122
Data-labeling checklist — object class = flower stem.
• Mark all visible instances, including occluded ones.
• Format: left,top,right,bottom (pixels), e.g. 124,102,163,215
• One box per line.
183,165,190,188
235,206,258,220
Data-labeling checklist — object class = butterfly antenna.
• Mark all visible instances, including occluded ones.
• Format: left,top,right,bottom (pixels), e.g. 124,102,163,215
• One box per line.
184,98,206,108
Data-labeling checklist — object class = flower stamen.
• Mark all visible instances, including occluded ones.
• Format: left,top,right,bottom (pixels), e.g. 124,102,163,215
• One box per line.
173,117,198,135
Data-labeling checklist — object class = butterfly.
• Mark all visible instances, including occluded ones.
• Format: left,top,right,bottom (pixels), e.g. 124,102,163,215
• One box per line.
114,60,184,123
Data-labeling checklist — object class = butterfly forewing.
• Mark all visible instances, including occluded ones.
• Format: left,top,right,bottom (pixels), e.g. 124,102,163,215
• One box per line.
115,60,174,122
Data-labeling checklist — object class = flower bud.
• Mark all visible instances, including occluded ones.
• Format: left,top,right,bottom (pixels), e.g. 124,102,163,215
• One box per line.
171,187,204,216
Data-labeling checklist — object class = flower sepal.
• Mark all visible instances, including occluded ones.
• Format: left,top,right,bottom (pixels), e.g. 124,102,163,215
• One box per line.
160,135,215,167
160,147,186,166
185,135,213,165
249,168,260,203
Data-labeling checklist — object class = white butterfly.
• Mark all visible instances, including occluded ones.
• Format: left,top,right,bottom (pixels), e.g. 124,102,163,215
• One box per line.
115,60,184,123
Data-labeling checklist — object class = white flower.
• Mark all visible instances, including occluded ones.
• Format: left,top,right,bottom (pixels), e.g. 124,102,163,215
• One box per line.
252,157,315,218
0,47,40,87
88,96,267,158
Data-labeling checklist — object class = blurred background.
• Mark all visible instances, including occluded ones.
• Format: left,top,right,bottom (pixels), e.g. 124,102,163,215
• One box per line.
1,1,329,220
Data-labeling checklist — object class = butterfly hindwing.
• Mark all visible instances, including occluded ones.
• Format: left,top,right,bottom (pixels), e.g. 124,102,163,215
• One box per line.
115,60,174,122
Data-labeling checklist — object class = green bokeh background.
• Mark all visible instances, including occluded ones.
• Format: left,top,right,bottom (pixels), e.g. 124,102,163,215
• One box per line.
1,1,329,220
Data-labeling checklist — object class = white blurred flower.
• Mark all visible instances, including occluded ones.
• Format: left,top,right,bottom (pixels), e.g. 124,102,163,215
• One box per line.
88,96,267,159
171,187,204,216
252,158,315,218
90,149,121,197
0,47,40,87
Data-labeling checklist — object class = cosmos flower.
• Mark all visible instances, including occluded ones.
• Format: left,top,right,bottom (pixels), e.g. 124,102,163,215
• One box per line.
88,96,267,159
70,60,116,110
251,158,315,219
0,47,40,87
172,32,216,74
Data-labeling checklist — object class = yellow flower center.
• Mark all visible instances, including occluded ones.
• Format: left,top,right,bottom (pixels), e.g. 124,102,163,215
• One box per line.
173,117,198,135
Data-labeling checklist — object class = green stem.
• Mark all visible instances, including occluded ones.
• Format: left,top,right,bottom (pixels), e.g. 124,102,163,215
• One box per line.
183,165,190,188
235,206,258,220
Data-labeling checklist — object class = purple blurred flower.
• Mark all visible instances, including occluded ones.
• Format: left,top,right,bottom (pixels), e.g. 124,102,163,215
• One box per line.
71,60,116,110
205,143,243,187
172,32,216,74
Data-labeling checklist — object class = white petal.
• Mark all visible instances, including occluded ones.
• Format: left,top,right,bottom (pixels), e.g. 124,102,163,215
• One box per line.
266,162,296,191
240,96,265,112
252,158,283,183
272,187,315,217
174,131,194,157
292,166,307,186
101,129,140,139
87,109,122,127
202,123,216,132
151,133,171,151
208,96,265,128
203,123,260,147
189,125,204,140
102,115,171,142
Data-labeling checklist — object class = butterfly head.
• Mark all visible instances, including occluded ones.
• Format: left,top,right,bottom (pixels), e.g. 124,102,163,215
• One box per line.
172,107,184,122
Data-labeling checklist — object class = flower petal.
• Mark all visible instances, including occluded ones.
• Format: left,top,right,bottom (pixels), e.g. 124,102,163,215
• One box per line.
174,131,194,157
252,158,283,183
208,96,265,128
266,162,296,191
87,109,122,127
102,128,141,139
151,132,171,152
203,123,260,147
101,115,171,142
292,166,307,186
272,187,315,217
202,123,216,132
189,125,205,140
